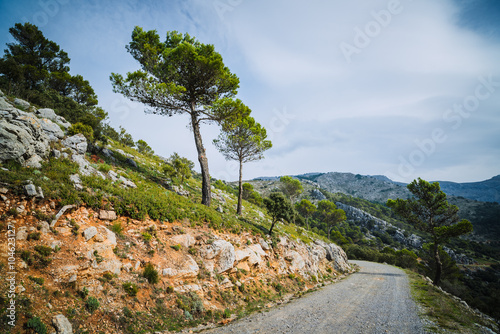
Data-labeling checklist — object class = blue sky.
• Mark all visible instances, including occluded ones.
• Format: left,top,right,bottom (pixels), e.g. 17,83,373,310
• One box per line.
1,0,499,183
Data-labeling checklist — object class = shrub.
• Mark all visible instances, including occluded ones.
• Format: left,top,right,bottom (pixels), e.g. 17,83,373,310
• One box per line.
86,296,100,313
223,308,231,319
68,122,94,142
166,286,174,293
143,263,159,284
26,316,47,334
34,245,53,257
28,276,44,285
122,282,138,297
142,232,152,242
111,221,123,235
27,232,41,241
21,250,33,266
97,163,112,173
170,244,181,251
78,287,89,299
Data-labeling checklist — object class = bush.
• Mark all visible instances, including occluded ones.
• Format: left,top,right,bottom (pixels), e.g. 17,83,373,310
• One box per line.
143,263,159,284
28,276,44,285
86,296,100,313
34,245,53,257
122,282,138,297
68,122,94,142
26,316,47,334
27,232,41,241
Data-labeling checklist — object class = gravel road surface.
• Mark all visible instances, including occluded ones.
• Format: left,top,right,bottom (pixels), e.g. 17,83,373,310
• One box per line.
202,260,426,334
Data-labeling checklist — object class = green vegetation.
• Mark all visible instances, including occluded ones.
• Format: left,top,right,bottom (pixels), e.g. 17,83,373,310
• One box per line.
122,282,139,297
86,296,100,313
110,28,243,207
279,176,303,202
143,263,159,284
214,112,272,215
26,316,47,334
406,269,497,333
264,192,294,235
388,178,473,285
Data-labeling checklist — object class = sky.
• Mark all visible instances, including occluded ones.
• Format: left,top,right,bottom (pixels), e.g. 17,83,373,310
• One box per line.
1,0,499,183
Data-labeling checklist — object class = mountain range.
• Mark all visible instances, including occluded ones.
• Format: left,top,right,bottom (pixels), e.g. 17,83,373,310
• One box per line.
291,172,500,204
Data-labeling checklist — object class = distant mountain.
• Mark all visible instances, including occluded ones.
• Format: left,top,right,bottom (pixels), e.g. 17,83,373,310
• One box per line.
303,172,500,204
435,175,500,204
314,172,410,203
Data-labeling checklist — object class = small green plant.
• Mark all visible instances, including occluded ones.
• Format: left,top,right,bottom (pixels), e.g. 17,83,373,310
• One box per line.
21,250,33,266
28,276,44,285
86,296,100,313
111,221,123,235
34,245,53,257
69,219,80,235
122,282,139,297
188,247,197,255
143,263,159,284
170,244,181,251
26,316,47,334
93,250,104,263
27,232,41,241
97,163,112,173
142,232,152,242
223,308,231,319
166,286,174,293
78,287,89,299
68,122,94,141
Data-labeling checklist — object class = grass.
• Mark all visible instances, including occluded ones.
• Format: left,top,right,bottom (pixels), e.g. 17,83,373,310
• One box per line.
405,269,498,333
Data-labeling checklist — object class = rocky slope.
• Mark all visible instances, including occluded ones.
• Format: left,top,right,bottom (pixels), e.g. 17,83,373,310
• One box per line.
0,93,352,334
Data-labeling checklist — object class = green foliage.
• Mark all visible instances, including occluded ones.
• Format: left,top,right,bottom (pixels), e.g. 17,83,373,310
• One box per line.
136,139,154,155
67,122,94,141
118,126,135,147
0,23,106,140
86,296,100,313
27,232,41,241
26,316,47,334
264,192,294,235
279,176,303,202
163,153,193,184
242,183,263,206
213,113,271,214
110,27,242,206
122,282,139,297
387,178,473,285
34,245,53,257
176,292,205,316
142,232,153,242
295,199,316,229
317,200,346,240
143,263,159,284
28,276,44,285
170,244,181,251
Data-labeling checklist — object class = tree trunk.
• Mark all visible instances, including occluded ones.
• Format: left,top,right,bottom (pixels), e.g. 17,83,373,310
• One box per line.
190,112,211,207
433,242,442,285
268,220,277,235
237,159,243,215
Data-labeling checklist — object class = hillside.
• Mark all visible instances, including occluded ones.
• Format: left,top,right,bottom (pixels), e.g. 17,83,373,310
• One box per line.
0,93,353,333
309,172,500,204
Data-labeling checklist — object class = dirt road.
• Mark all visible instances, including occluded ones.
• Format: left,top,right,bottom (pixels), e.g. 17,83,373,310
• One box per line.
202,260,426,334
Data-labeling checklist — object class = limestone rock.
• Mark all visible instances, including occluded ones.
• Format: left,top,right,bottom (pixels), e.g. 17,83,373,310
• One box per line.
99,210,117,221
170,234,195,248
13,98,30,110
52,314,73,334
39,118,65,141
62,134,87,154
0,107,51,165
38,221,50,234
200,239,235,273
162,255,199,278
69,174,83,190
83,226,97,241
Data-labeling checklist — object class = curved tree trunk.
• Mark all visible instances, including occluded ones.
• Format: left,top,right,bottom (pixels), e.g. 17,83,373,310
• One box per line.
190,112,211,207
237,159,243,215
433,243,442,285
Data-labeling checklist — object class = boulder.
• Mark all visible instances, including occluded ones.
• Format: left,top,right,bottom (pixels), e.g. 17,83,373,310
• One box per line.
125,157,137,168
161,255,199,278
52,314,72,334
35,108,70,128
314,239,350,272
69,174,83,190
99,210,117,221
62,134,87,154
38,221,50,234
0,108,51,166
13,98,30,110
39,118,65,141
200,239,235,273
170,234,196,248
83,226,98,241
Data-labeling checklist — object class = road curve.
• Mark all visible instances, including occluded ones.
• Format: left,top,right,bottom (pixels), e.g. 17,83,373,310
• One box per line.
202,260,426,334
